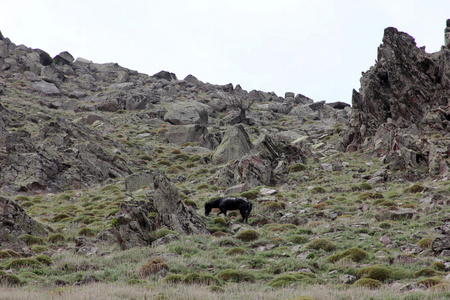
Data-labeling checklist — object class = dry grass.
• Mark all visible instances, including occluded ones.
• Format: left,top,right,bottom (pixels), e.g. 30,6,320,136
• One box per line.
2,282,450,300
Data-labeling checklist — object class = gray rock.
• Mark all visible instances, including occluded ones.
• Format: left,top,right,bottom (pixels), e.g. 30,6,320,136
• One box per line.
53,51,74,65
31,81,61,95
339,274,356,284
165,124,219,149
212,124,253,164
164,101,210,125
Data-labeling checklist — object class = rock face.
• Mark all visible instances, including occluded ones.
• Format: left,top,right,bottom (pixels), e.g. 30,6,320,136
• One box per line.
107,170,209,248
0,197,48,251
0,114,131,192
212,125,253,164
165,124,220,149
342,23,450,176
163,101,210,125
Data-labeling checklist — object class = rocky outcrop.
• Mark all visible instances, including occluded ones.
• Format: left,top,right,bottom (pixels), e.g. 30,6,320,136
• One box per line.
0,113,131,192
212,125,253,164
105,170,209,248
0,197,48,251
165,124,221,149
163,101,210,125
342,21,450,176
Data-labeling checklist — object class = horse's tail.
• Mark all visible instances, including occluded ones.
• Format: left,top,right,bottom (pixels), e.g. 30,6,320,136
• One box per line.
244,202,253,223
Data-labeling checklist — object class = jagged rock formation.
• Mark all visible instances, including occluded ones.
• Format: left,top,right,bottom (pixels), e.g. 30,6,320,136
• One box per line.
0,197,48,251
342,21,450,176
100,170,209,248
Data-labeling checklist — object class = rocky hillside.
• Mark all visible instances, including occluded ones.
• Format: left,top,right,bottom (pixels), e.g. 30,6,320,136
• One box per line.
2,21,450,299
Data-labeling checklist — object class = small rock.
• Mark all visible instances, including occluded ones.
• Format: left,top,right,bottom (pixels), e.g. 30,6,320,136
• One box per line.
380,235,392,245
259,188,278,195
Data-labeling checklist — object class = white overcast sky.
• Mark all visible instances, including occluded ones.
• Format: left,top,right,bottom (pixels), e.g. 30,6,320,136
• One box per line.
2,1,450,104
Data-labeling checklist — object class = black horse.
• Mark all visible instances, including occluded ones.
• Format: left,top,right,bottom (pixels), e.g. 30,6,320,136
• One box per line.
205,197,253,223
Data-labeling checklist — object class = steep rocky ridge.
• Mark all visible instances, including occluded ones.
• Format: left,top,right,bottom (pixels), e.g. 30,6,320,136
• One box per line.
342,22,450,177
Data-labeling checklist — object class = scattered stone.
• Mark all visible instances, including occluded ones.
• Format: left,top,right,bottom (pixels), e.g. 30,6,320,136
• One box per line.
31,81,61,95
340,274,357,284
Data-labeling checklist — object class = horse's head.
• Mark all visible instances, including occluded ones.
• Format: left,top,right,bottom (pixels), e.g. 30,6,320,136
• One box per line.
204,202,212,216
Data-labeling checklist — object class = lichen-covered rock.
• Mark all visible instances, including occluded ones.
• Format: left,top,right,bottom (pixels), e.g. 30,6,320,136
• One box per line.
163,101,210,125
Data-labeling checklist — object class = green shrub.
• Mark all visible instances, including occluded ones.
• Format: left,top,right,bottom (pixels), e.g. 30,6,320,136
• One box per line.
19,234,45,246
163,274,184,284
379,222,393,229
310,187,326,194
78,227,95,237
353,278,382,289
21,201,34,208
170,245,198,255
3,249,20,258
218,269,255,283
413,268,437,278
417,238,432,249
239,189,259,200
127,279,146,285
305,238,336,252
357,265,392,282
31,245,48,253
404,184,426,194
212,217,228,227
236,229,259,242
264,201,284,211
416,276,442,288
52,213,72,222
327,247,368,263
0,250,12,259
267,272,317,288
289,235,309,244
226,247,246,256
155,229,178,239
359,183,373,190
432,262,446,271
0,270,22,286
183,273,221,285
6,258,41,269
36,254,52,266
288,163,307,172
183,199,197,209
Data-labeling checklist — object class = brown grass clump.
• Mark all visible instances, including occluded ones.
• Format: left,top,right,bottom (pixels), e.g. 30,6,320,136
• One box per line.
305,238,336,252
264,201,284,211
417,238,432,249
312,203,329,209
212,231,227,238
137,257,169,277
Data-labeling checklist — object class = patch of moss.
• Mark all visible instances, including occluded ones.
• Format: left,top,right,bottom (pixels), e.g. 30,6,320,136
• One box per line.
327,248,368,263
288,163,307,172
267,272,317,288
289,235,309,244
310,186,326,194
413,268,437,278
239,189,259,200
31,245,48,253
359,183,373,190
218,269,255,283
183,199,197,209
78,227,95,237
305,238,336,252
212,217,228,227
52,213,72,222
226,247,246,256
353,278,382,289
19,234,45,246
154,229,177,239
236,229,259,242
404,183,426,194
264,201,284,211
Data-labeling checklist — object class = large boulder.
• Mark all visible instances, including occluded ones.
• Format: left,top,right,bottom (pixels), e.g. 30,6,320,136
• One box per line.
212,124,253,164
165,124,220,149
164,100,210,125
